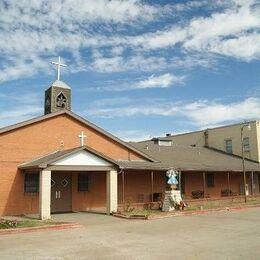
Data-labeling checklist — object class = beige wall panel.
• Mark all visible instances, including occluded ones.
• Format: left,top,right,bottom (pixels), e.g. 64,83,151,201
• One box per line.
170,131,205,146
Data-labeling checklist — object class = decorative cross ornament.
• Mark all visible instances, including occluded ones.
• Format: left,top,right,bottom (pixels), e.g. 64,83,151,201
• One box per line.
78,131,87,146
51,56,67,80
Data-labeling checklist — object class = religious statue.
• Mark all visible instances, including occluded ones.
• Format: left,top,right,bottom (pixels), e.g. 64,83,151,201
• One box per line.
162,169,184,212
166,169,179,190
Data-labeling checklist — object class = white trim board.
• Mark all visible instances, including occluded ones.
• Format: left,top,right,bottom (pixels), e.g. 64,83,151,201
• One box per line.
52,150,113,166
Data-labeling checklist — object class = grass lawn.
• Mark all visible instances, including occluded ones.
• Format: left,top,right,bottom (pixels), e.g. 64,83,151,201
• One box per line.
0,219,65,229
119,197,260,217
121,208,161,217
186,196,260,211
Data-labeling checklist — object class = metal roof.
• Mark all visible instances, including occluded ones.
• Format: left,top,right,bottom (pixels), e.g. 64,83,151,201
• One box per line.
48,80,71,89
126,141,260,172
18,141,260,172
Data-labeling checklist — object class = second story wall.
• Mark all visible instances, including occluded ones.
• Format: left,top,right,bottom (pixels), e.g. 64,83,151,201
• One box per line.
257,122,260,162
207,122,258,162
169,131,205,146
168,121,260,163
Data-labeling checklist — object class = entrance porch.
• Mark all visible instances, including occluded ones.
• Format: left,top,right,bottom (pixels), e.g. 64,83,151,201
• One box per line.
39,169,117,220
19,146,119,220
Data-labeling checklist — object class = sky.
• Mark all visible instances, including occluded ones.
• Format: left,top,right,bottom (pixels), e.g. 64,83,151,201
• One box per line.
0,0,260,141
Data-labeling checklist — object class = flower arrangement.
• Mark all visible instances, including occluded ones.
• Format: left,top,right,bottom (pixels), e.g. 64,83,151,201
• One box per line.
169,198,187,210
0,219,18,229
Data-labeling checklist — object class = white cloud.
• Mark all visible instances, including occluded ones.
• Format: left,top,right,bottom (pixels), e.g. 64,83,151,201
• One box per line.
170,54,217,70
137,73,185,89
91,97,132,106
0,57,50,82
0,92,43,127
0,0,259,83
0,0,159,82
90,52,171,73
0,92,41,105
88,73,185,91
110,46,125,56
127,27,187,50
185,97,260,126
91,56,124,73
187,2,259,43
113,130,156,142
183,0,260,60
0,0,157,28
122,0,260,60
83,96,260,128
84,105,169,118
0,105,42,128
204,33,260,60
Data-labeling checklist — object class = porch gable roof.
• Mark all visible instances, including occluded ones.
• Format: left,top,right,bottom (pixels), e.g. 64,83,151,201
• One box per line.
19,145,118,170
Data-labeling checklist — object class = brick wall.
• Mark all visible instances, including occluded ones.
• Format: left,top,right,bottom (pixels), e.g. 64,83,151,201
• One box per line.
72,172,106,213
118,170,166,204
0,113,145,215
183,171,252,199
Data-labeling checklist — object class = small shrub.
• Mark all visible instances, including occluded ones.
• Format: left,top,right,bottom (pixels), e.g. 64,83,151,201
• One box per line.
143,202,153,210
124,200,134,213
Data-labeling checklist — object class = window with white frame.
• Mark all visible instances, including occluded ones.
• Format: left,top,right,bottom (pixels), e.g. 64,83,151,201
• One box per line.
243,137,250,152
225,139,232,154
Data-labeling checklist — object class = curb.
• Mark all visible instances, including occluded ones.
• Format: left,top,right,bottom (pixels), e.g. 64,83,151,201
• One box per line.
112,213,148,220
147,204,260,220
113,204,260,221
0,222,82,235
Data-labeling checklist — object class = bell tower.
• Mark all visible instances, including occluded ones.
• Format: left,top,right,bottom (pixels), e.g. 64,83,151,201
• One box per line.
44,56,71,115
44,80,71,114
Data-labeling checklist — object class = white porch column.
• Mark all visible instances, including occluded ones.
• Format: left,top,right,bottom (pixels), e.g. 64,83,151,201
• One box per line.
106,170,118,215
39,170,51,220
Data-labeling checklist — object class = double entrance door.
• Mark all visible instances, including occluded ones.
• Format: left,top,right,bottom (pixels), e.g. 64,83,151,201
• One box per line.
51,172,72,213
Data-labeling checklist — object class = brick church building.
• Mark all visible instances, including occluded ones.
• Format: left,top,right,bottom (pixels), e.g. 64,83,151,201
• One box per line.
1,77,260,219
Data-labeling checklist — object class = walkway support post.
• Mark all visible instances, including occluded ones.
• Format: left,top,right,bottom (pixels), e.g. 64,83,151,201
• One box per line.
179,170,182,194
203,172,206,199
251,171,254,196
39,170,51,220
227,172,231,196
122,171,125,204
151,171,154,202
106,170,118,215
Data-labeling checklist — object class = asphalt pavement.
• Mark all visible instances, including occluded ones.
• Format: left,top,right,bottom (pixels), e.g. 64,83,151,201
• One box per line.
0,208,259,259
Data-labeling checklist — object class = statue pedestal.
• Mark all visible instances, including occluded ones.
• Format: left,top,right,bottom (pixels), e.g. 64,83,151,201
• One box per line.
162,190,182,212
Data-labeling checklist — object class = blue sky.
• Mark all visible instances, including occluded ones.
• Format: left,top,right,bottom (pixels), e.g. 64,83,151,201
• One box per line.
0,0,259,141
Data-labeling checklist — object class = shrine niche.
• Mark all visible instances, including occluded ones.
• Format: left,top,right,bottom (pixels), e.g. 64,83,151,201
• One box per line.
56,92,67,108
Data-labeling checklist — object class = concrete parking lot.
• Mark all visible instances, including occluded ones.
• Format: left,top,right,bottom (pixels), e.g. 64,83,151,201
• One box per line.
0,208,260,260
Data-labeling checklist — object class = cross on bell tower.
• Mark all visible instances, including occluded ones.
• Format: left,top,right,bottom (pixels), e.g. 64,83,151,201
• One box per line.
44,56,72,115
51,56,67,81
